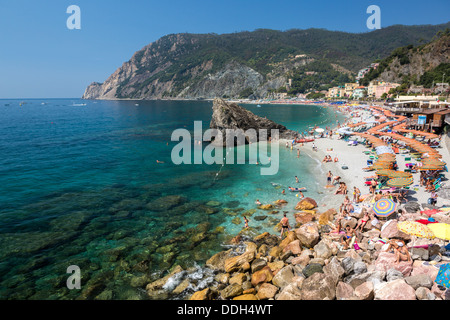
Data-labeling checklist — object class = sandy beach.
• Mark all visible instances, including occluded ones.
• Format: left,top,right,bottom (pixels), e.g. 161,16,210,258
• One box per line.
282,107,450,212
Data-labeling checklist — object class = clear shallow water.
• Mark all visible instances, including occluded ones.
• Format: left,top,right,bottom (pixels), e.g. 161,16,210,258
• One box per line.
0,99,345,299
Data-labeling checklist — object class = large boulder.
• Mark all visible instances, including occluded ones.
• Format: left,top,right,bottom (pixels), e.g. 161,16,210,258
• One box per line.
404,274,434,290
283,239,302,255
302,263,324,278
300,272,336,300
205,249,234,271
294,212,315,225
410,261,440,280
318,209,336,225
380,220,411,240
276,277,304,300
251,266,273,287
354,281,374,300
224,250,255,273
295,222,320,248
323,256,345,285
313,240,333,260
374,279,416,300
374,252,413,276
336,281,354,300
295,198,318,211
209,98,297,146
272,265,295,289
403,201,421,213
279,231,297,250
291,249,312,267
190,288,212,300
256,283,278,300
220,283,244,300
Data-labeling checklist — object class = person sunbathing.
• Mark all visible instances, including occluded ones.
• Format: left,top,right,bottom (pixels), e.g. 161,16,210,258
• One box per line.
332,176,341,184
370,180,377,194
394,241,411,263
374,191,383,201
385,239,400,253
342,183,348,195
356,209,370,232
335,182,345,195
340,225,356,250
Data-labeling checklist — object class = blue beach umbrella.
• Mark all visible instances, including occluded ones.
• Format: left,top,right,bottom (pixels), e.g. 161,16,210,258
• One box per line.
435,263,450,289
372,198,397,218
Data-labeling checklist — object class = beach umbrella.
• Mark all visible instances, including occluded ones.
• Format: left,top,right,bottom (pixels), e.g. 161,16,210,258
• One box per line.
315,128,325,133
388,171,413,179
427,223,450,241
418,164,443,171
372,198,397,218
435,263,450,289
397,221,435,239
372,163,393,170
386,177,414,188
376,169,396,176
422,159,446,167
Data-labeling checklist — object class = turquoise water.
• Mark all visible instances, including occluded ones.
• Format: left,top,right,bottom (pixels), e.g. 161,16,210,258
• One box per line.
0,99,345,299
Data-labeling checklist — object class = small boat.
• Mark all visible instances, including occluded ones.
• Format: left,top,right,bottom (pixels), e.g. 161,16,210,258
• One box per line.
257,104,261,108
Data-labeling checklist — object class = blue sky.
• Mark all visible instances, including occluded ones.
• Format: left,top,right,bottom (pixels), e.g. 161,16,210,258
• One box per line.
0,0,448,98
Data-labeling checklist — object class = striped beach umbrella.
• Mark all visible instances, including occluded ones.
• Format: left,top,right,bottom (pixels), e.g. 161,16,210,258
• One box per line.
397,221,435,239
376,169,396,176
386,177,414,187
422,159,446,167
372,198,397,218
372,163,393,170
418,164,443,171
388,171,413,178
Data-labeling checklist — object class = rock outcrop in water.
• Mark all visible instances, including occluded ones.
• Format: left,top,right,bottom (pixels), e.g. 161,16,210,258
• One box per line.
209,98,298,146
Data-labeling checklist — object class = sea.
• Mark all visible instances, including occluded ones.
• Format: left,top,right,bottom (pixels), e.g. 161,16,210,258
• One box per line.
0,99,346,299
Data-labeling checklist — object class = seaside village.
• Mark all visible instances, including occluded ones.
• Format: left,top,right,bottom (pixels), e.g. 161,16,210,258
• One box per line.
146,93,450,301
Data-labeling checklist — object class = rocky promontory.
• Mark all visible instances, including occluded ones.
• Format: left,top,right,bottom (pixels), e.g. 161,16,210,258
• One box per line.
209,98,298,146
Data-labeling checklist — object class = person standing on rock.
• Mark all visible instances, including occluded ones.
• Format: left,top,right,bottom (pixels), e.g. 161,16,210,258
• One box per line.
280,213,291,239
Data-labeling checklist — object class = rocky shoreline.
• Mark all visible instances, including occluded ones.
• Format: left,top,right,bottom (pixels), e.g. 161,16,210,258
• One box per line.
144,195,450,300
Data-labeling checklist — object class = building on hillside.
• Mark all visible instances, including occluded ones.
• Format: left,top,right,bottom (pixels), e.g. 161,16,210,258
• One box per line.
352,86,367,99
356,63,380,83
367,80,385,98
345,83,359,97
375,82,400,99
327,86,346,98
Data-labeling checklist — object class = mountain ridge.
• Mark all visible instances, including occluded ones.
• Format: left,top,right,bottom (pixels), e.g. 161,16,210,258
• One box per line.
82,22,450,100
